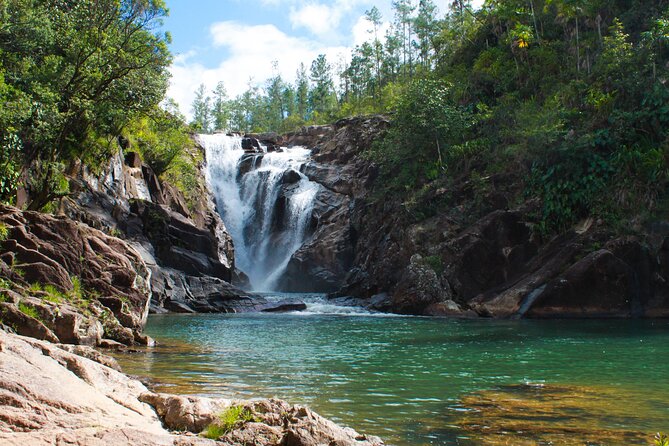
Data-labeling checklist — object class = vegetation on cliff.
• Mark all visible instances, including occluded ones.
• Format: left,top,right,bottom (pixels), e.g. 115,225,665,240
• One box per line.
0,0,193,211
192,0,669,234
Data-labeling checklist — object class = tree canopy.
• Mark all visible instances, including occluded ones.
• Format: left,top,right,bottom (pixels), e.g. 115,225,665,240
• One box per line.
0,0,172,209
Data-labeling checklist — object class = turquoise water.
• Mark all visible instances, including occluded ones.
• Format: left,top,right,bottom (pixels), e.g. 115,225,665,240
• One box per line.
117,309,669,445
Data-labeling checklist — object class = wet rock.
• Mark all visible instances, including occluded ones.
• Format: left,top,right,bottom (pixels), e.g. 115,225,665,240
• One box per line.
260,300,307,312
242,137,261,152
238,153,263,177
281,169,302,185
150,267,261,313
454,383,654,445
279,188,355,293
424,301,477,318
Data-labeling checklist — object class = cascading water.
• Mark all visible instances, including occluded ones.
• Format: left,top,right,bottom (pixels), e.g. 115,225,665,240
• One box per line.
200,134,319,291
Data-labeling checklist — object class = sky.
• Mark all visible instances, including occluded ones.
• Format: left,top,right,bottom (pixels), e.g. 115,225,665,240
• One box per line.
162,0,484,119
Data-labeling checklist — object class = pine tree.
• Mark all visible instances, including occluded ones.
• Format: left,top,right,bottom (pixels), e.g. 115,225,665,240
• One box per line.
191,84,212,132
211,82,230,132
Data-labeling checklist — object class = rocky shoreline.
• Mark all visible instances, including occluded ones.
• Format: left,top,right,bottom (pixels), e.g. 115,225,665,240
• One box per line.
0,329,383,445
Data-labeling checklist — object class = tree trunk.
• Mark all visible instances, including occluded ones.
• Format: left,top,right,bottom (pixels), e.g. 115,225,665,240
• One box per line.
575,15,580,74
529,0,541,43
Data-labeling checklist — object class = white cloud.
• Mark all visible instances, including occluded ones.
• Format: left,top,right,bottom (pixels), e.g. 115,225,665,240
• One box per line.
289,0,375,38
290,3,343,37
168,21,350,120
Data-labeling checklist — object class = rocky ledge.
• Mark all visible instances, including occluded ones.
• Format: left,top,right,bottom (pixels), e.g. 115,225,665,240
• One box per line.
0,329,383,446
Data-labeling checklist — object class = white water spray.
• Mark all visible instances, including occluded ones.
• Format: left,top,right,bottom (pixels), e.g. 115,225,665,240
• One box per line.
200,134,319,291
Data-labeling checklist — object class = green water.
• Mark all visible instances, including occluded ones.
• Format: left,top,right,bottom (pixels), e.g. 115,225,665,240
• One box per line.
117,312,669,445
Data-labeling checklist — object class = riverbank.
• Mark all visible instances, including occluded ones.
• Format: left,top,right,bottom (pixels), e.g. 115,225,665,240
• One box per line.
0,328,384,445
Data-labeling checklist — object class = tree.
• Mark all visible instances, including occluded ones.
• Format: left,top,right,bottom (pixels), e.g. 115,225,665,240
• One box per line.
295,63,310,121
0,0,172,210
392,0,416,78
191,84,211,132
371,79,472,189
265,61,286,131
309,54,336,120
365,6,384,93
212,81,231,131
414,0,439,68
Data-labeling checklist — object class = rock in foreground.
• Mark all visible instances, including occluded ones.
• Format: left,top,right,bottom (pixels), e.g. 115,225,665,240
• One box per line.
0,329,383,446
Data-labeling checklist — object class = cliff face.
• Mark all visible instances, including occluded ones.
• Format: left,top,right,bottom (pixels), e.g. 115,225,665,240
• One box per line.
60,141,260,314
278,117,386,292
0,205,152,346
283,116,669,318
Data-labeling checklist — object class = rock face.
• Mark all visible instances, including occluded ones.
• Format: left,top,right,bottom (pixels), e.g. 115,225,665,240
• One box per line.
62,137,251,314
0,205,151,345
277,115,669,318
0,330,384,446
277,116,386,292
0,330,212,446
140,393,383,446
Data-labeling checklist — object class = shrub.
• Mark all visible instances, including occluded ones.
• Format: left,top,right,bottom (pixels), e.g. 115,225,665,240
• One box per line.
0,223,8,242
202,405,257,440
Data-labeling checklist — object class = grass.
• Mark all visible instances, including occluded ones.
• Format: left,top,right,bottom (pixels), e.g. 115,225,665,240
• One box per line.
202,405,257,440
18,302,39,320
657,433,669,446
27,277,93,310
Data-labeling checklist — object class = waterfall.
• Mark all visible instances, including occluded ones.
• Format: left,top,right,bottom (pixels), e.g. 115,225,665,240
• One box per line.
200,134,319,291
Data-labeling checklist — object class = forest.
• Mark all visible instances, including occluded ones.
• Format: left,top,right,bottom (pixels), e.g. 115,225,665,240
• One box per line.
2,0,669,233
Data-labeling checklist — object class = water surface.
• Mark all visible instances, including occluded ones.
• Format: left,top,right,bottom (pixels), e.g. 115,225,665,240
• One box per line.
116,304,669,445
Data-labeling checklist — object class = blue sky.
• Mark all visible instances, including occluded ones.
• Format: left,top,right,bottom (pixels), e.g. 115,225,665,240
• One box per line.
163,0,483,118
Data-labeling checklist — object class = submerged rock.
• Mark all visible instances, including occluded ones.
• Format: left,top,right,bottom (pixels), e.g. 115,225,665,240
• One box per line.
453,383,656,445
260,300,307,312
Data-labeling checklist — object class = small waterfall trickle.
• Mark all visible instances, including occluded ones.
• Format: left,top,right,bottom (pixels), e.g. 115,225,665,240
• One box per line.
200,134,319,291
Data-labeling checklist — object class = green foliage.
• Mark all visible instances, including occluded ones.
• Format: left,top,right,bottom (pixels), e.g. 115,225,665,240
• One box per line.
18,302,39,320
368,78,474,190
530,148,615,233
126,108,192,177
202,405,257,439
656,433,669,446
423,255,444,275
0,0,172,210
0,223,8,242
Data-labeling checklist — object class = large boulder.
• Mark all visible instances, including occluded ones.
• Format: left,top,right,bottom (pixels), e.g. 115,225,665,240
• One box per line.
0,330,216,445
0,331,385,446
